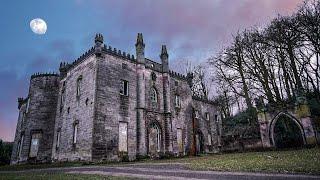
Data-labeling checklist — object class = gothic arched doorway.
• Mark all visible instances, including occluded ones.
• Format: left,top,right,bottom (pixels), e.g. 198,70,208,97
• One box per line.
148,122,162,155
270,113,305,148
195,130,204,154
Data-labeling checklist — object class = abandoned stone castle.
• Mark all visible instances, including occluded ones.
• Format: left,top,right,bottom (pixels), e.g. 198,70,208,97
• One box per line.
11,33,222,164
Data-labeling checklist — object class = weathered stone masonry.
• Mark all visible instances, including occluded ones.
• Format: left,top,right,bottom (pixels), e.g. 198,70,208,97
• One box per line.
11,33,221,164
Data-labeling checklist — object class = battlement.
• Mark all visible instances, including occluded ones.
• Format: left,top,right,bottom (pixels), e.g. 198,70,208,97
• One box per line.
192,95,215,105
102,44,135,61
169,70,187,80
31,72,59,79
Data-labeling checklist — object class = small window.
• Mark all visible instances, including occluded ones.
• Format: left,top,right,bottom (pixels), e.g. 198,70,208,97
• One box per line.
150,88,157,103
215,115,219,122
206,113,210,121
73,123,78,144
56,130,61,149
175,81,179,86
175,95,181,108
76,76,82,97
120,80,129,96
195,110,199,118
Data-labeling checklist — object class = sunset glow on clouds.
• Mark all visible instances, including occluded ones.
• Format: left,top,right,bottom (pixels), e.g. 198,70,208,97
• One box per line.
0,0,303,141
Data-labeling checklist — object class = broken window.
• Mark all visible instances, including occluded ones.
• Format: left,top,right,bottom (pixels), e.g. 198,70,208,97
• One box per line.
120,80,129,96
118,122,128,152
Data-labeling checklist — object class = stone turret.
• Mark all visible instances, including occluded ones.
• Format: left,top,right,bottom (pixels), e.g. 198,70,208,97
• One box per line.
135,33,145,64
135,33,147,156
160,45,169,73
160,45,172,153
94,33,104,57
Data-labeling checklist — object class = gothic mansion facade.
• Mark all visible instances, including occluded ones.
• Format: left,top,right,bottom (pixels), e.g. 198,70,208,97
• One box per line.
11,33,221,164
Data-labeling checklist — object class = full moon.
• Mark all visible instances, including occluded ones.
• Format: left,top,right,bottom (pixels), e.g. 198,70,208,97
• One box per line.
30,18,47,35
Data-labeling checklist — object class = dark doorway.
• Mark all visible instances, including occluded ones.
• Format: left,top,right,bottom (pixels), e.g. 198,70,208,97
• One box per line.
195,130,204,154
273,115,304,148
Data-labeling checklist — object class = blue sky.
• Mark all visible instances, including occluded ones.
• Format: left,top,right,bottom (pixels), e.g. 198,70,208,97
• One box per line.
0,0,302,141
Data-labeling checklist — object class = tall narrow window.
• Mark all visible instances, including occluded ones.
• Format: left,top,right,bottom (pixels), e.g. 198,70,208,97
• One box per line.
73,123,78,144
56,130,61,149
26,98,30,113
175,95,181,108
150,88,157,103
18,135,24,158
29,133,41,158
61,90,65,106
76,76,82,97
120,80,129,96
21,112,26,127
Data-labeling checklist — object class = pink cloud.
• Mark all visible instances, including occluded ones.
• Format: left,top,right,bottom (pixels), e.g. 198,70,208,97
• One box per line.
91,0,303,61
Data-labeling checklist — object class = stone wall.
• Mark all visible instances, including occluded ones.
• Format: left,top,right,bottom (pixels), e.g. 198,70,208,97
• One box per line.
93,54,137,161
11,75,59,164
52,55,97,162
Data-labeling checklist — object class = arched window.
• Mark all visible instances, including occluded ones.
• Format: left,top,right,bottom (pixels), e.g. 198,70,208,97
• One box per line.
150,88,157,103
76,76,82,97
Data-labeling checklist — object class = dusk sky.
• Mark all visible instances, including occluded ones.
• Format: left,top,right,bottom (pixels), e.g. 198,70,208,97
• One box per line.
0,0,303,142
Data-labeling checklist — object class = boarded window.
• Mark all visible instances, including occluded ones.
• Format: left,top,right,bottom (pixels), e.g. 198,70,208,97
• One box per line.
177,129,183,153
120,80,129,96
29,133,41,158
118,122,128,152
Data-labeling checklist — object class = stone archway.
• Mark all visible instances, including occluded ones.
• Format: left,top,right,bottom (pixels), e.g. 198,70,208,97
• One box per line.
269,112,306,148
195,130,204,154
148,121,162,156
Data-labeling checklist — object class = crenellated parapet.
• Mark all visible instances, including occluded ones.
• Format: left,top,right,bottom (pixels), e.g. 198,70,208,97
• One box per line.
169,70,187,81
192,95,215,105
31,72,59,79
102,44,135,61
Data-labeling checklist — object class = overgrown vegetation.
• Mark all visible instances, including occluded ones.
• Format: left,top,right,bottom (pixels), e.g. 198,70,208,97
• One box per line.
210,0,320,145
0,140,13,166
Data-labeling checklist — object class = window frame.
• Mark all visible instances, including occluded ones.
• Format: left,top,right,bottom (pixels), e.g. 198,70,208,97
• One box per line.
73,123,78,144
76,76,83,97
120,80,129,96
150,87,158,103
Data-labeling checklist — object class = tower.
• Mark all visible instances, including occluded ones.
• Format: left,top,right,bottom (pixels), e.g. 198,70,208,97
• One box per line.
135,33,147,156
160,45,173,153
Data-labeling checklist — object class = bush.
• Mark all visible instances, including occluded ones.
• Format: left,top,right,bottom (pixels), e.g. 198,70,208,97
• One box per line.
0,140,13,165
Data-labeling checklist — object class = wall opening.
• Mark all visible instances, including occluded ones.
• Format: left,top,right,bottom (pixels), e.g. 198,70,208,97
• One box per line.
272,115,304,149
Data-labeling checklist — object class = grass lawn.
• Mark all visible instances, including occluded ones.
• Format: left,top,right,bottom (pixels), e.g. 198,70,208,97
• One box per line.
0,172,135,180
164,147,320,174
0,147,319,175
